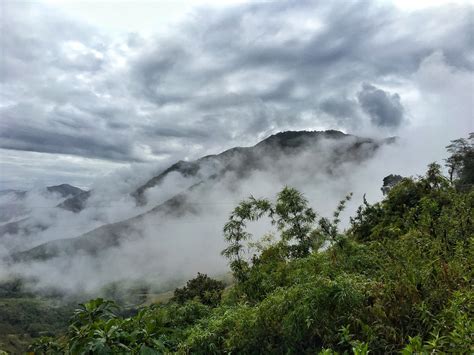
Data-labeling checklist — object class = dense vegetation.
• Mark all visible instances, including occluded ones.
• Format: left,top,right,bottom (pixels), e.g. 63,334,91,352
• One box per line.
15,134,474,353
0,280,74,354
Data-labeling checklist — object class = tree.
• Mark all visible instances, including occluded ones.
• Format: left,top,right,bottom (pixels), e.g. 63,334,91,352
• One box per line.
425,162,448,189
222,187,319,280
222,187,353,282
445,133,474,186
221,195,272,281
273,187,317,258
381,174,403,196
172,273,225,307
318,192,352,247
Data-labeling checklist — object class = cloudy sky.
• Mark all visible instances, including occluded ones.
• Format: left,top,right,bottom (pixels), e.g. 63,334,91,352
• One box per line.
1,0,473,190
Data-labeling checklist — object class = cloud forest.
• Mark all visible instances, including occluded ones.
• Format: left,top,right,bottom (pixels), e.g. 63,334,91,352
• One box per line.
0,0,472,353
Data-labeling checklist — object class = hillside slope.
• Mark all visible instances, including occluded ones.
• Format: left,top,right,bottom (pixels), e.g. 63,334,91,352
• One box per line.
10,130,394,263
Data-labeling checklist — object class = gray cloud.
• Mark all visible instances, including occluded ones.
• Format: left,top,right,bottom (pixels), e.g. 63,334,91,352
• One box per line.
357,83,405,128
320,97,359,122
0,103,138,162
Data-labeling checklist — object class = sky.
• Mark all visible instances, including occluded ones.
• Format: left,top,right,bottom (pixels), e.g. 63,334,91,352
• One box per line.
1,0,473,190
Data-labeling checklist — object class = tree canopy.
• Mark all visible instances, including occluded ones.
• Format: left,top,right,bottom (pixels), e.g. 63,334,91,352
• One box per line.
445,132,474,187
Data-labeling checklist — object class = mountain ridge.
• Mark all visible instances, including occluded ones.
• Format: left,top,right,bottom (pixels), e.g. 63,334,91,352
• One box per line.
8,130,396,263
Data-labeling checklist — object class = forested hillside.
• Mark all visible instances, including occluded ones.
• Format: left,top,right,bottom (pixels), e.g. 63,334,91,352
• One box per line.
27,134,473,354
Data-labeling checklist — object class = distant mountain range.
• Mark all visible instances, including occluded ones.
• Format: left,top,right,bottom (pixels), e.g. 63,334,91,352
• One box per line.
0,184,88,236
0,189,27,199
6,130,396,263
0,184,86,201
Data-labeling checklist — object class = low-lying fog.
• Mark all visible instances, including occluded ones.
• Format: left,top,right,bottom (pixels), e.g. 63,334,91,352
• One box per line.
0,126,466,296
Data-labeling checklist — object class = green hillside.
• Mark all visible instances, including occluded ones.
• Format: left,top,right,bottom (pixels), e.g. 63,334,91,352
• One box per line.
26,134,473,354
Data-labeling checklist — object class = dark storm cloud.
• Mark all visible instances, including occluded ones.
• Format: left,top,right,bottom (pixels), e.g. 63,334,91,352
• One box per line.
0,124,133,161
1,0,473,170
0,103,138,161
357,84,405,128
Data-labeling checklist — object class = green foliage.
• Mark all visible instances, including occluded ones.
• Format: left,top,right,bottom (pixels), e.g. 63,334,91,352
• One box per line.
28,144,474,354
221,187,318,281
71,298,118,327
381,174,403,195
318,192,352,248
221,195,273,281
171,273,225,307
0,295,73,353
445,132,474,186
350,163,472,245
273,187,318,258
29,336,63,354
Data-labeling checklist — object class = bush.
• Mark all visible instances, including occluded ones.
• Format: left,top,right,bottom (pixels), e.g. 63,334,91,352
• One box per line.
171,273,225,307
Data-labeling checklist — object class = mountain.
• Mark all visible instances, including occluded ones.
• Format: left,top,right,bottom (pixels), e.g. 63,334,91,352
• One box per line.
0,218,48,238
9,130,396,263
57,190,91,212
0,189,27,198
133,130,391,205
0,184,88,239
65,130,384,211
11,191,197,262
46,184,86,198
65,131,356,210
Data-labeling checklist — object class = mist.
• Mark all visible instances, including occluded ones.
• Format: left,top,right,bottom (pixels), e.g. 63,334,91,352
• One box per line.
0,124,466,296
0,0,472,300
1,52,472,295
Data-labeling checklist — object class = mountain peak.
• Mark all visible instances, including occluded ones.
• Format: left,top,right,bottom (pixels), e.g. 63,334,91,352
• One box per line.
266,129,347,140
46,184,86,198
257,130,349,149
